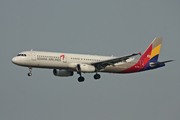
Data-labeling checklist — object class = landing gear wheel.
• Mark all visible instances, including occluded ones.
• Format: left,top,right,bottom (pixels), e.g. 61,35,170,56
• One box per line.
78,76,85,82
28,73,32,76
94,74,101,80
28,67,32,76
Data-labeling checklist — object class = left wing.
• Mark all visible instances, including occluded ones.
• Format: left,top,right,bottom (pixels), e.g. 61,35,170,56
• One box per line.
90,53,140,71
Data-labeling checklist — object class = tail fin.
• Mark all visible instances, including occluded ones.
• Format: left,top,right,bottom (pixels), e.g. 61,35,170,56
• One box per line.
140,37,162,63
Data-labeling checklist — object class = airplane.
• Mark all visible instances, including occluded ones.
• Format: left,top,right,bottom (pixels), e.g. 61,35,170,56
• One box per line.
12,37,174,82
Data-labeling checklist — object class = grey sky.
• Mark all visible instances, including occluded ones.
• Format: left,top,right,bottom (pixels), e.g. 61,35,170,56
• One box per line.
0,0,180,120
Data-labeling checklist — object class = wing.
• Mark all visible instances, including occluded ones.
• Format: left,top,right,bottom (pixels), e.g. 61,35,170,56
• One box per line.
90,53,140,71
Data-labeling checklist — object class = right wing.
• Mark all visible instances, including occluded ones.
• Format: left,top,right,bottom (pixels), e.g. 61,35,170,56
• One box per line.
90,53,140,71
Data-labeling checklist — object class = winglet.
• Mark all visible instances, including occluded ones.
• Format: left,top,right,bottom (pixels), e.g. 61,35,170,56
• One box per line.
138,52,142,56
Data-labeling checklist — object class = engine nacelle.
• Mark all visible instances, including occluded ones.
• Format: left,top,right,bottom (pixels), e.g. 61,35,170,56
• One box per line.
53,69,74,77
78,64,95,72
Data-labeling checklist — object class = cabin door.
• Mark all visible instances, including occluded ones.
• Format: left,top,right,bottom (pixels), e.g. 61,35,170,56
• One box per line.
31,51,36,61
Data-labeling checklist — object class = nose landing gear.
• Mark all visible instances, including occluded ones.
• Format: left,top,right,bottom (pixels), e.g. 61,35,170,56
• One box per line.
28,67,32,76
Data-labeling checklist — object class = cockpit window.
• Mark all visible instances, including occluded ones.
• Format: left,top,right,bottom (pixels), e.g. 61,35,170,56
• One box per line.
17,54,27,57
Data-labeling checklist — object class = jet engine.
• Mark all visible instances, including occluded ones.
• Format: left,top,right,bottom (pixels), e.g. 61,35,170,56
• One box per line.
53,69,74,77
77,64,95,72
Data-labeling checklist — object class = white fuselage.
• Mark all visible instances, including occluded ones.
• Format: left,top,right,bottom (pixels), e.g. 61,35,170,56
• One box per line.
12,51,138,73
11,38,172,82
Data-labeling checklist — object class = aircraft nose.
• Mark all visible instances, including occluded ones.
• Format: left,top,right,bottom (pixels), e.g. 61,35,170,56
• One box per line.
12,57,18,64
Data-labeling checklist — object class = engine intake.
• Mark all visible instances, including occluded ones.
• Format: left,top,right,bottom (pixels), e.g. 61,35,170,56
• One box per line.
53,69,73,77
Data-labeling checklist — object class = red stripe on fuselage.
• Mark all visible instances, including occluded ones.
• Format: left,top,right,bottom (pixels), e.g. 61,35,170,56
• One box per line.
119,60,141,73
120,44,152,73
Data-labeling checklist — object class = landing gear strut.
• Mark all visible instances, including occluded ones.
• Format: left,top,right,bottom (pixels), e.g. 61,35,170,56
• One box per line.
94,73,101,80
76,64,85,82
28,67,32,76
77,72,85,82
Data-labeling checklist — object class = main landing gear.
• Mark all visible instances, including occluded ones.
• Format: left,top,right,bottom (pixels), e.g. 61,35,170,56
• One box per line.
77,72,85,82
77,72,101,82
94,73,101,80
78,76,85,82
28,67,32,76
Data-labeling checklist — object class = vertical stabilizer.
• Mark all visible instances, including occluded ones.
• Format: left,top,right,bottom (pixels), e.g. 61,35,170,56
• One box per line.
140,37,162,63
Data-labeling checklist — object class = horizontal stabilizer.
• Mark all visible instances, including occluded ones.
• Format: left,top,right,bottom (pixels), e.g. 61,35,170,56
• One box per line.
151,60,174,66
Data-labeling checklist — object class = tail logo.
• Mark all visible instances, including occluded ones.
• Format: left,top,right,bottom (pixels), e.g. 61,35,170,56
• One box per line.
147,55,151,58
